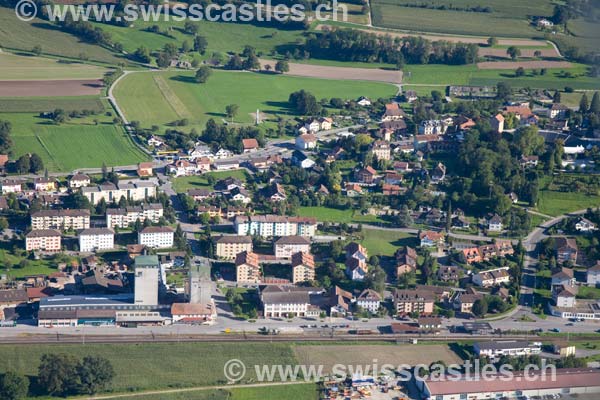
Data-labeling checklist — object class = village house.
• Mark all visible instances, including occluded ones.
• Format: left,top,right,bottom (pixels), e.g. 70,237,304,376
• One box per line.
437,265,462,282
575,217,597,232
79,228,115,253
551,267,576,288
25,229,61,252
291,251,315,284
395,246,417,277
344,183,363,197
147,135,165,148
319,117,333,130
555,237,578,264
1,179,25,194
552,285,577,308
472,267,511,287
228,187,252,204
329,286,354,317
274,236,311,259
382,184,402,196
586,262,600,286
357,96,371,106
187,188,214,201
393,289,435,316
138,226,174,249
381,103,406,121
486,214,503,232
345,242,368,281
355,166,378,184
380,119,407,136
188,143,214,160
236,251,261,284
303,119,320,133
419,230,445,247
242,138,259,153
34,177,57,192
214,148,234,159
370,140,391,161
462,247,482,264
31,209,90,231
356,289,382,314
213,160,241,171
263,183,287,202
68,173,91,189
171,302,217,324
196,205,222,219
454,292,484,314
419,120,447,135
549,103,569,119
137,162,153,177
519,155,539,168
295,133,317,150
490,113,505,134
431,162,447,182
291,150,315,169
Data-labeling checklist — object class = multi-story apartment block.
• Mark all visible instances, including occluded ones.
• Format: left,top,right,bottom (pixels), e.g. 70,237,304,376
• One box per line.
235,251,261,283
215,235,253,260
234,215,317,238
106,204,164,228
291,252,315,284
274,236,311,259
261,286,319,318
473,341,541,361
68,173,91,188
0,179,25,194
79,228,115,252
472,267,511,287
138,226,174,249
393,289,435,316
81,182,156,205
25,229,61,252
31,209,90,231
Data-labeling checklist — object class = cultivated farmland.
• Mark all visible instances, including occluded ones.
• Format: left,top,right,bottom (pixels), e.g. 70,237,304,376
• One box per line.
370,0,554,38
0,53,107,80
0,79,104,97
113,70,396,130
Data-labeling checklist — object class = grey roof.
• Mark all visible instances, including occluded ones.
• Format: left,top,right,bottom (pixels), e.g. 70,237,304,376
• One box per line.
79,228,114,236
0,289,28,304
26,229,61,237
134,255,160,268
216,235,252,244
275,236,311,245
262,291,309,305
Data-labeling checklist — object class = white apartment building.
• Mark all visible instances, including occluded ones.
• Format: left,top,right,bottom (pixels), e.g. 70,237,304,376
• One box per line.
472,267,511,287
274,236,311,259
81,182,157,205
261,287,318,318
356,289,382,314
31,209,90,231
25,229,61,252
138,226,175,249
234,215,317,238
106,204,164,228
79,228,115,252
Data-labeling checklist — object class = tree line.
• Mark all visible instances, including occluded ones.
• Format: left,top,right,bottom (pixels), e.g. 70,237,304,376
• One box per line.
303,28,479,66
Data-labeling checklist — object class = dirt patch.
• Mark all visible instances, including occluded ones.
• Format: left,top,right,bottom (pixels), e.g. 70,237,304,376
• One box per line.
477,60,572,70
478,47,560,58
316,24,547,47
0,79,103,97
260,59,402,84
293,344,462,373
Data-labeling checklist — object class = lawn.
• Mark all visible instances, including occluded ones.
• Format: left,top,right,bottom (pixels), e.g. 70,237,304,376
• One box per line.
296,206,382,224
113,70,397,130
1,112,149,172
0,52,107,80
359,228,416,257
0,6,124,65
537,189,600,217
0,342,298,393
402,64,600,90
172,170,249,193
370,0,552,38
0,249,58,279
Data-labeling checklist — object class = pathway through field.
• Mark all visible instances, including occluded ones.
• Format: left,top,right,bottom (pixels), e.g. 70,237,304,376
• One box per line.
152,75,194,119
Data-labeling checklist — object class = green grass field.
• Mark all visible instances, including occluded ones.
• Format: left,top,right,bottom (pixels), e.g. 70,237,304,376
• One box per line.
0,249,58,279
537,189,600,216
402,64,600,90
1,112,148,171
359,228,417,257
114,70,396,130
172,170,249,193
92,19,303,57
0,6,123,65
0,52,107,80
0,342,298,394
370,0,552,38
